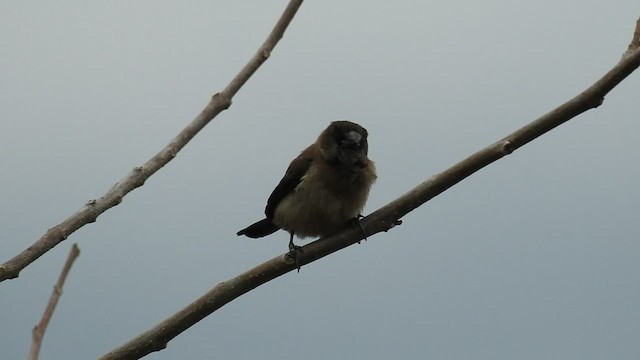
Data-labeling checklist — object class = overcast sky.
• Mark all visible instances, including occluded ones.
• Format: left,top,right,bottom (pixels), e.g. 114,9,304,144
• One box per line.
2,1,640,359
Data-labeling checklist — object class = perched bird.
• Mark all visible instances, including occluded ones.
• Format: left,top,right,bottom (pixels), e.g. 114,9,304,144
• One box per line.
237,121,377,266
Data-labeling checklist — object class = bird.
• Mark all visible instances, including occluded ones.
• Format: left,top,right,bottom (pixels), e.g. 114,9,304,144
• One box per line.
237,120,377,269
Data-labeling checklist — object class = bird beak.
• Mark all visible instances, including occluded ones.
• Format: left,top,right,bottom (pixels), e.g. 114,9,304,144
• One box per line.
342,131,363,149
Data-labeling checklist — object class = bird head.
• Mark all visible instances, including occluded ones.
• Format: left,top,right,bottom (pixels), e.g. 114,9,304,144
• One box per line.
319,121,369,167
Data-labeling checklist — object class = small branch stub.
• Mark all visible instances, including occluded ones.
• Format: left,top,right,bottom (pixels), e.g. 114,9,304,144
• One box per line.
623,17,640,58
630,17,640,51
501,140,514,155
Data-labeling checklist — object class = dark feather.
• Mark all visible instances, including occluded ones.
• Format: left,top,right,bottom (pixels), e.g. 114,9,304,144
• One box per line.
236,218,280,238
265,154,313,219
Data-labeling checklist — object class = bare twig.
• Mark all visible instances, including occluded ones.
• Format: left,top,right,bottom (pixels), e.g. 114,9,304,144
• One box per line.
28,244,80,360
0,0,305,283
100,22,640,360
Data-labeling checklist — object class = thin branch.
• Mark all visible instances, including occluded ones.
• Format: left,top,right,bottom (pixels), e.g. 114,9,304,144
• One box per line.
28,244,80,360
100,23,640,360
0,0,305,283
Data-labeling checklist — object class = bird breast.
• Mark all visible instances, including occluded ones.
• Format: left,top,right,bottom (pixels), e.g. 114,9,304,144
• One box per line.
272,161,376,238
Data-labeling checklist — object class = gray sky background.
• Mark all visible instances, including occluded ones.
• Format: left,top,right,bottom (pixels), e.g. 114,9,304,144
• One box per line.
2,1,639,359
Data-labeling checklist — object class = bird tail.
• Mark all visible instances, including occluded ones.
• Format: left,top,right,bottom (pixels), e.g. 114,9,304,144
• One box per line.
237,218,280,238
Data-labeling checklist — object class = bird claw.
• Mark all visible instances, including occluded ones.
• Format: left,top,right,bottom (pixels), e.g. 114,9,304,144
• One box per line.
349,214,367,243
286,244,304,272
286,235,304,272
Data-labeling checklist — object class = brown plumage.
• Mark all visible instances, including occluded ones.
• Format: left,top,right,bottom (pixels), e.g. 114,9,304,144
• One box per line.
237,121,377,259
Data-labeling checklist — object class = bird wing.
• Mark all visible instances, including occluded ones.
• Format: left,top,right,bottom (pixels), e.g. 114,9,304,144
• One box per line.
265,153,313,219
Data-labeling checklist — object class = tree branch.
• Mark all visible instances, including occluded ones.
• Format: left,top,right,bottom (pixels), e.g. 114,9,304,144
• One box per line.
100,21,640,360
28,244,80,360
0,0,305,283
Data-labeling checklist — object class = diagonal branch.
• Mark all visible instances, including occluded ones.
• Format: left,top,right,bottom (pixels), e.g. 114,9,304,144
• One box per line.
28,244,80,360
100,21,640,360
0,0,305,283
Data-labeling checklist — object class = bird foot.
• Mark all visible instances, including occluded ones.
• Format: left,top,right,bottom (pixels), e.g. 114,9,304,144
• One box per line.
349,214,367,243
285,243,304,272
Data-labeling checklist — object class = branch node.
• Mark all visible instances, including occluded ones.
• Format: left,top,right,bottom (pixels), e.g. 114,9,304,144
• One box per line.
212,92,233,109
59,228,68,240
0,265,17,280
501,140,514,155
86,199,97,205
283,253,295,265
131,166,147,186
382,219,403,232
261,48,271,58
153,341,168,351
593,97,604,108
626,17,640,54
